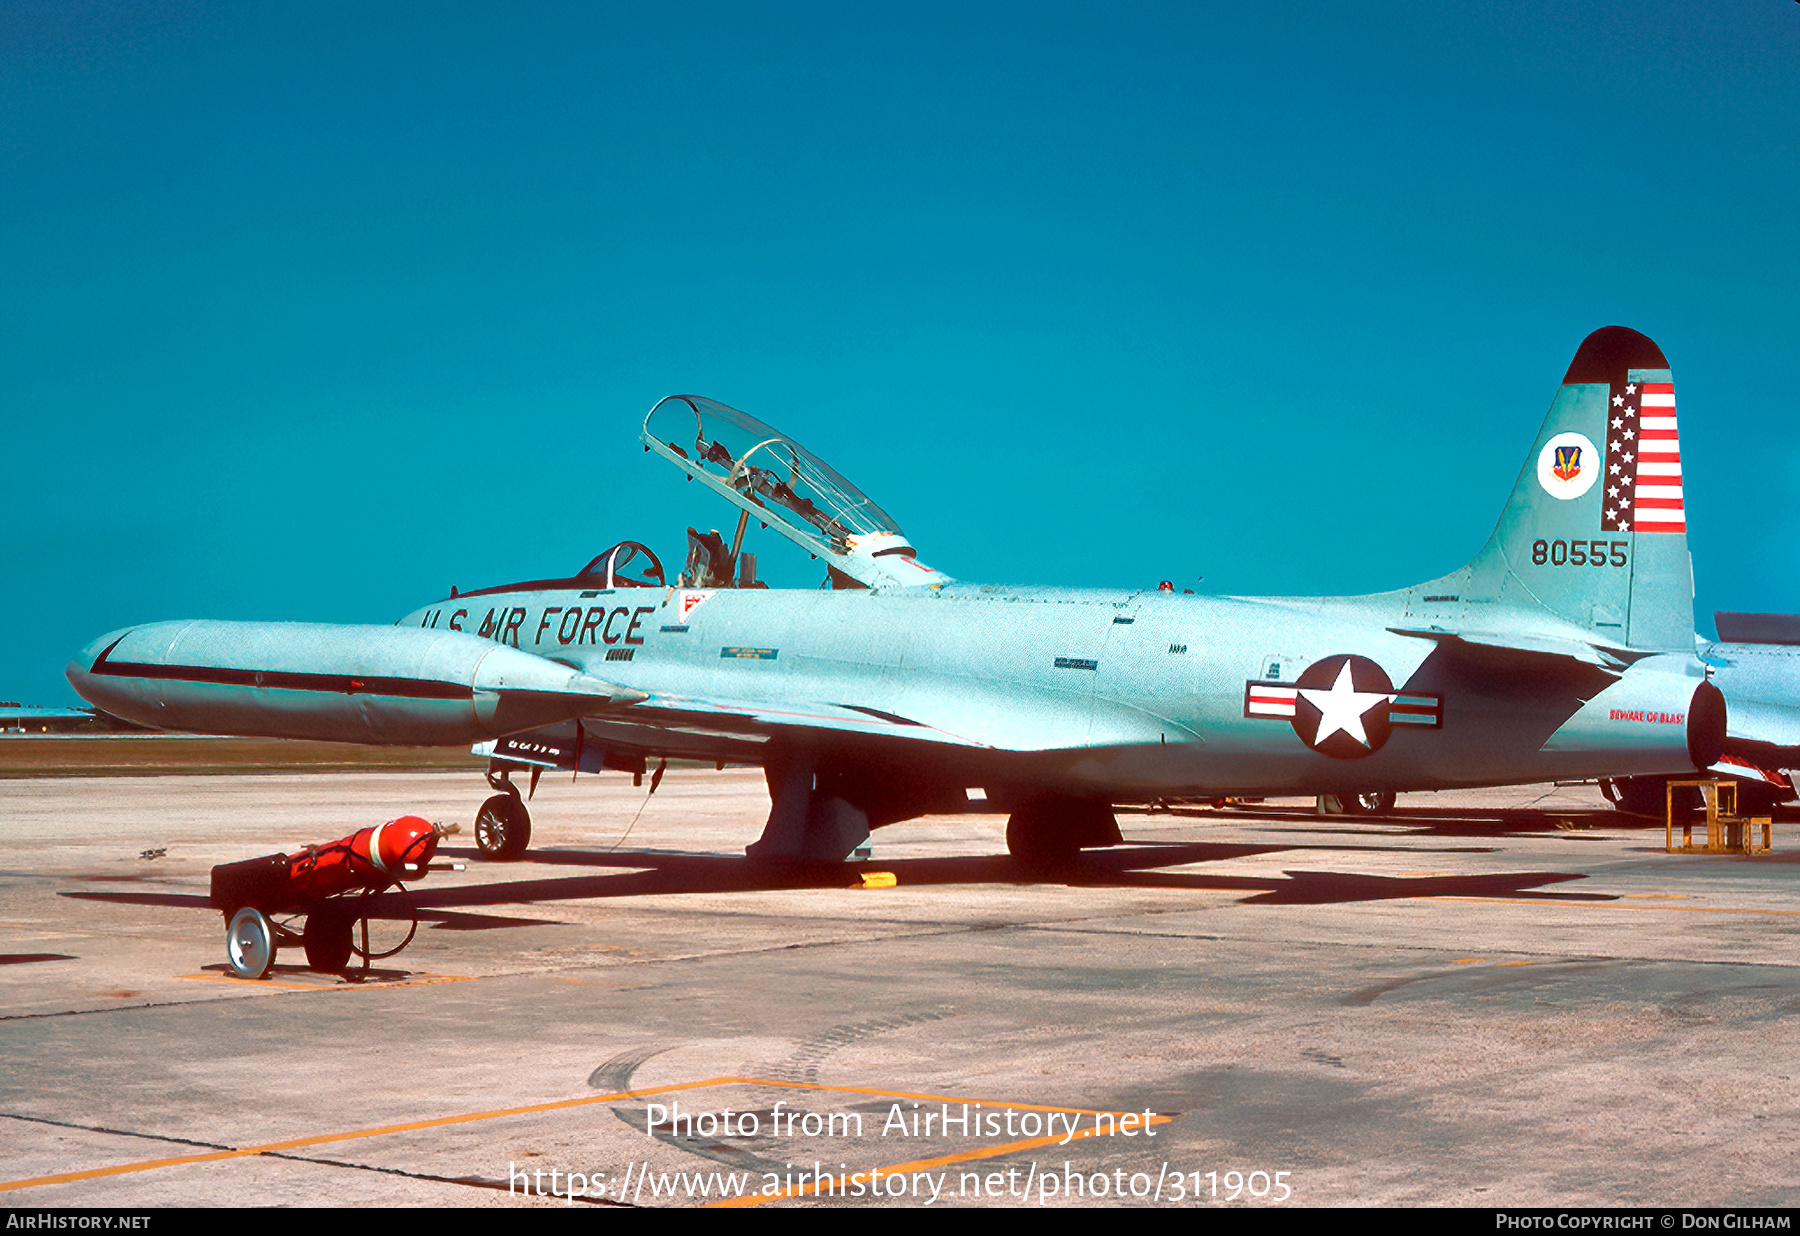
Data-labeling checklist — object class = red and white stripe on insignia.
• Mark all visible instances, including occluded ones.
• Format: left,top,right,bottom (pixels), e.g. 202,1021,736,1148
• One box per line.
1633,382,1685,533
1388,693,1441,728
1244,684,1297,718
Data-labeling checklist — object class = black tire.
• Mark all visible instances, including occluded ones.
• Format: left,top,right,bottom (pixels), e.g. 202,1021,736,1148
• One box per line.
1732,781,1787,817
1006,807,1079,871
1345,790,1396,815
1005,798,1117,872
475,792,531,860
303,909,355,973
1609,776,1672,818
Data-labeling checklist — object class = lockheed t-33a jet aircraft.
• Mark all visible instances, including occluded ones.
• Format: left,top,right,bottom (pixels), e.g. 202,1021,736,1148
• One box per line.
70,327,1725,867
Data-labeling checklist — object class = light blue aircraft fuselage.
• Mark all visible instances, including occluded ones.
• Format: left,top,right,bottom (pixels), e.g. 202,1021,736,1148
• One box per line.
384,581,1700,798
69,327,1727,864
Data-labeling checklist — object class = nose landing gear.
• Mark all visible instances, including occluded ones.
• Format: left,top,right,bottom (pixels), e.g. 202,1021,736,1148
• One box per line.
475,765,532,861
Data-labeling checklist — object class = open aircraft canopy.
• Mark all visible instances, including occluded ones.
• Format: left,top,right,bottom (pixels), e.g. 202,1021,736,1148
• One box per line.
641,395,950,588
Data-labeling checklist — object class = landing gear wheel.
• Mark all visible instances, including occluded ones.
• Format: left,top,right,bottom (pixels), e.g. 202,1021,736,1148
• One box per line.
1345,790,1396,815
226,907,275,980
1607,776,1672,817
1005,798,1119,874
1006,810,1079,872
1736,782,1786,817
303,908,355,973
475,792,531,861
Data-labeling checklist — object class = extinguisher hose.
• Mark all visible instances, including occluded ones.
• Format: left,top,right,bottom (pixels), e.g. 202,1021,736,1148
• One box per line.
346,830,433,960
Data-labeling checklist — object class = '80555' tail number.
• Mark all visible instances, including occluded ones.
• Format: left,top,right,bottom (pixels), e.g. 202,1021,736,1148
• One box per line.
1532,539,1628,568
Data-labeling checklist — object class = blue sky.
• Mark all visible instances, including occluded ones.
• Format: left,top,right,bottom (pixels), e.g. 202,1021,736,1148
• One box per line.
4,2,1797,704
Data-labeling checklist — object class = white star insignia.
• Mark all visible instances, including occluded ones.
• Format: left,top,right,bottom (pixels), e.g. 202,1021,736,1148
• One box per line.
1610,463,1621,475
1610,440,1621,451
1613,394,1624,406
1624,429,1634,440
1611,417,1623,429
1623,452,1634,463
1608,485,1619,497
1298,661,1393,750
1605,508,1616,519
1626,384,1637,394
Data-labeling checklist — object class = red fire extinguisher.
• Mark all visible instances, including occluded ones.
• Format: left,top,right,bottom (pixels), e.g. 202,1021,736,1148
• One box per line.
281,816,446,902
212,817,457,979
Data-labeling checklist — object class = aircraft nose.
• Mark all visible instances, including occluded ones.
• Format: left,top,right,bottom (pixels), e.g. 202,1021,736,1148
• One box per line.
65,627,134,706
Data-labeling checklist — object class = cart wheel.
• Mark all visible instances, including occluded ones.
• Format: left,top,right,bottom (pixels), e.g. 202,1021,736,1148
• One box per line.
303,908,355,973
1345,790,1396,815
226,907,275,980
475,792,531,860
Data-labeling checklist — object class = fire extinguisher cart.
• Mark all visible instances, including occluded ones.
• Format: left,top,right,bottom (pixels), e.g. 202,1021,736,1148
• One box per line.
208,817,453,979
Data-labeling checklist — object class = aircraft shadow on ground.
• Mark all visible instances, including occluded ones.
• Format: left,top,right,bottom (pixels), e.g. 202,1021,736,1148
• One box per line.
1178,804,1660,839
62,832,1602,923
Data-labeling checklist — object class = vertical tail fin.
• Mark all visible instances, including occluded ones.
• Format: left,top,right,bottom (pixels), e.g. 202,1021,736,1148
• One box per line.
1412,326,1694,651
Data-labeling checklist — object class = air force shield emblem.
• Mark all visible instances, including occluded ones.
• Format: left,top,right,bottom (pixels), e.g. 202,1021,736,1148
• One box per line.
1536,431,1599,500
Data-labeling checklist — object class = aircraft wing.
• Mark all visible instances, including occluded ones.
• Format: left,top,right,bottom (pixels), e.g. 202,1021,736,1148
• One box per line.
620,666,1160,752
625,689,994,749
485,688,1001,778
487,663,1157,775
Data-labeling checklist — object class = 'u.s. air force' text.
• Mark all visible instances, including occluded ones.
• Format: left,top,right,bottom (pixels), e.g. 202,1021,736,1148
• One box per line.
417,605,658,647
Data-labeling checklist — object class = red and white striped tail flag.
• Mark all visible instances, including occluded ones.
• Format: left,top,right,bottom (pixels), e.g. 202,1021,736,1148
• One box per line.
1601,380,1684,534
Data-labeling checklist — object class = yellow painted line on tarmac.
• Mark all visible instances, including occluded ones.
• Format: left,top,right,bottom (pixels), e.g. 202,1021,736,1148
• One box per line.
0,1074,1169,1201
564,1074,1172,1210
0,1077,731,1195
179,971,479,990
1429,896,1800,916
704,1111,1176,1208
177,973,333,991
717,1076,1129,1116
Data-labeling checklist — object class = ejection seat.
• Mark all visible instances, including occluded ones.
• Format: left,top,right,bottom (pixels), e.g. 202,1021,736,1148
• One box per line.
684,527,735,588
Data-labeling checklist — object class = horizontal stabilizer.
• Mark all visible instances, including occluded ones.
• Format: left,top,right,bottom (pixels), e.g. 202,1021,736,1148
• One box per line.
1714,613,1800,647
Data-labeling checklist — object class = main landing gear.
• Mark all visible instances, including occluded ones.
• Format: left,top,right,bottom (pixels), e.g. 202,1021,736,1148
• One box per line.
475,765,532,861
1004,796,1122,872
1316,790,1397,815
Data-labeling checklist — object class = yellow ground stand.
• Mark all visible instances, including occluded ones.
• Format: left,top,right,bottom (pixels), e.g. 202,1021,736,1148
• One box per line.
1664,779,1772,854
